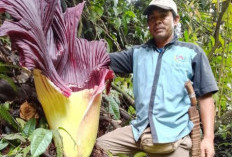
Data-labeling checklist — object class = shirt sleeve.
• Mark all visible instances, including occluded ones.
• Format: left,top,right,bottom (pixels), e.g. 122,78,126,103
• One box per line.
109,48,133,74
192,47,219,97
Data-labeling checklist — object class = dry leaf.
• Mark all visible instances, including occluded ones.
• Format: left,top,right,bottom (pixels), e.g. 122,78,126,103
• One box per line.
20,101,39,120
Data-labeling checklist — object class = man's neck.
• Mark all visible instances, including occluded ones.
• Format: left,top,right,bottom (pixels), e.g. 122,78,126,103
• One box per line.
154,34,174,48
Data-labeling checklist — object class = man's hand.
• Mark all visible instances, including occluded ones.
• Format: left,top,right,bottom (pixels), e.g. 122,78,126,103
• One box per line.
200,137,215,157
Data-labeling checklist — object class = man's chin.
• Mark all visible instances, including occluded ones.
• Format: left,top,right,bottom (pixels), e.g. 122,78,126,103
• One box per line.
154,34,166,40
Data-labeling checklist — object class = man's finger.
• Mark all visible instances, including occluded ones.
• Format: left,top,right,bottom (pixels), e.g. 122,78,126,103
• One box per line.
206,151,215,157
201,148,206,157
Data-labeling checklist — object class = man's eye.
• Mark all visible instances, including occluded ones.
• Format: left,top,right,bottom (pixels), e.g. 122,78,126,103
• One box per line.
149,17,155,21
161,13,168,19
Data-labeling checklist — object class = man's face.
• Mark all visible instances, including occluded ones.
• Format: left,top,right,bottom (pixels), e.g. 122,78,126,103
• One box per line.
147,8,179,42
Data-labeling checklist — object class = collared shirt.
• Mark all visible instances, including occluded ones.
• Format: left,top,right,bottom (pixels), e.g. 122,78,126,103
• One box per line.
109,37,218,143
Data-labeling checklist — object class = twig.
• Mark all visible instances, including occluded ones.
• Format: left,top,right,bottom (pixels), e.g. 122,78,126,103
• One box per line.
100,115,121,129
119,107,134,120
43,152,53,157
111,83,135,107
208,0,230,61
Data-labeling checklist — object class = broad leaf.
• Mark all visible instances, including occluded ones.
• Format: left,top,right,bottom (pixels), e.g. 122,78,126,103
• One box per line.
30,128,53,157
105,95,120,120
2,133,26,142
0,140,8,151
22,118,36,137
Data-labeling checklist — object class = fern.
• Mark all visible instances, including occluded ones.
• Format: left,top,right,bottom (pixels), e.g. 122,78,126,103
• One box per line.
0,105,20,131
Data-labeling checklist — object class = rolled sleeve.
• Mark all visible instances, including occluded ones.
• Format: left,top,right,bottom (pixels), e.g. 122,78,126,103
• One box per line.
192,48,218,97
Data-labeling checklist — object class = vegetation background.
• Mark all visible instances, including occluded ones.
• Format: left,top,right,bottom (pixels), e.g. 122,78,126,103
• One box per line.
0,0,231,156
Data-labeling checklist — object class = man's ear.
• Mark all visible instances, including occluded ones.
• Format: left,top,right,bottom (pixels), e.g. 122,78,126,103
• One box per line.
174,15,180,26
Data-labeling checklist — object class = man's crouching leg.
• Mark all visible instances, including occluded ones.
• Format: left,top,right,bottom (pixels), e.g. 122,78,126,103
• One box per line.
96,125,142,157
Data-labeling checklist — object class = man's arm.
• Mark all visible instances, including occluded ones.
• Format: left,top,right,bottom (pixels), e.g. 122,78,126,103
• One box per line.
198,93,215,157
109,48,133,74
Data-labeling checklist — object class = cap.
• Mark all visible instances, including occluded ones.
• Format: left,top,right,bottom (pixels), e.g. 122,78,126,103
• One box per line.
143,0,177,15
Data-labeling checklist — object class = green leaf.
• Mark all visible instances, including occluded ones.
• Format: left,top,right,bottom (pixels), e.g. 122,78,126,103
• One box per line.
116,153,128,157
124,11,136,18
22,118,36,137
0,74,17,92
134,152,147,157
113,0,118,7
16,118,26,129
105,95,120,120
58,127,77,147
2,133,26,142
38,117,48,129
52,130,64,157
219,35,225,47
114,18,121,30
89,4,103,19
0,140,9,151
210,35,215,46
113,7,118,16
184,30,189,42
22,146,30,157
128,105,136,115
15,154,23,157
30,128,53,157
7,146,22,156
0,105,20,131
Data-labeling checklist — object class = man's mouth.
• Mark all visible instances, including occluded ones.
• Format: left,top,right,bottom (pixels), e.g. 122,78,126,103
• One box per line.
154,28,164,32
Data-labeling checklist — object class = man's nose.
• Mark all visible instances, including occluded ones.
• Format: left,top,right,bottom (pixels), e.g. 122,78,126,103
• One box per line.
155,18,162,25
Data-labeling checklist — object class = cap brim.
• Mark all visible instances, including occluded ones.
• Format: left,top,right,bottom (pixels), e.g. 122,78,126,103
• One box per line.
143,5,173,15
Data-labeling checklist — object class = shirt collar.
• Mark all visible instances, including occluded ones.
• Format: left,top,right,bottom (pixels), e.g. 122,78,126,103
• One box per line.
144,34,178,49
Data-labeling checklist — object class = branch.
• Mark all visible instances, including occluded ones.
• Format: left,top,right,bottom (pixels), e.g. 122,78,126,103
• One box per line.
100,115,121,129
111,83,135,107
119,107,134,120
208,0,230,61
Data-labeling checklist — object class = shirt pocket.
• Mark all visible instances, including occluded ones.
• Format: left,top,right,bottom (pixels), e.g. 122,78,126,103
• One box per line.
172,62,192,80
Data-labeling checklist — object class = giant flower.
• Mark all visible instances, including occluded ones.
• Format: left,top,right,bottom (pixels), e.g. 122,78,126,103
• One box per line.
0,0,113,156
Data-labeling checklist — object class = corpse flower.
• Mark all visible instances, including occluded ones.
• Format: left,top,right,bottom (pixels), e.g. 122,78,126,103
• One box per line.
0,0,114,156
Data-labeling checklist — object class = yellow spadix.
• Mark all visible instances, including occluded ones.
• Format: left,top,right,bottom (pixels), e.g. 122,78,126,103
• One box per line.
33,69,101,157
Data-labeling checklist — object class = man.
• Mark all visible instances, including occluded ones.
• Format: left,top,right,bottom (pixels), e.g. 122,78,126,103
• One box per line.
96,0,218,157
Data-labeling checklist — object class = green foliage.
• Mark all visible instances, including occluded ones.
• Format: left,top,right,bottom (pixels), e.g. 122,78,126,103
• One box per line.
0,62,20,91
30,128,53,157
52,130,64,157
82,0,149,51
2,133,26,142
0,126,66,157
0,104,21,131
134,152,147,157
0,140,9,151
215,123,232,156
128,105,136,116
22,118,36,137
58,127,77,147
105,94,120,120
1,133,27,157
